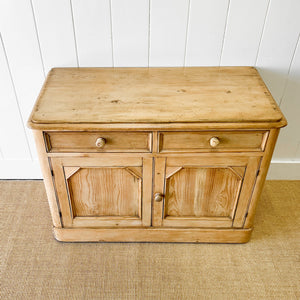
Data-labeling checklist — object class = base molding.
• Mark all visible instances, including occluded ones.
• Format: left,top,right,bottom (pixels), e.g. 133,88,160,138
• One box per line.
53,227,253,243
267,161,300,179
0,159,42,179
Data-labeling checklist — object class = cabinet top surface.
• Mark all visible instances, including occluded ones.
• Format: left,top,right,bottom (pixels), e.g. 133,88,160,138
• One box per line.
28,67,286,129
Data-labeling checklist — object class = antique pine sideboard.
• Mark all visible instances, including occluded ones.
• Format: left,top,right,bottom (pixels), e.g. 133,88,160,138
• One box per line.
27,67,287,243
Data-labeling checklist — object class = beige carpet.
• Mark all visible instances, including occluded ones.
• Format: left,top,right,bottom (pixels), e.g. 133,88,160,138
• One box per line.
0,180,299,299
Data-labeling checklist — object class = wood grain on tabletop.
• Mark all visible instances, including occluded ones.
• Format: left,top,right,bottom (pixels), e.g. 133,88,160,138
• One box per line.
28,67,284,125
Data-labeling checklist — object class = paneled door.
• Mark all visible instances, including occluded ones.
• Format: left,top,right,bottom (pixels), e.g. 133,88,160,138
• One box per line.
152,156,261,228
51,156,152,228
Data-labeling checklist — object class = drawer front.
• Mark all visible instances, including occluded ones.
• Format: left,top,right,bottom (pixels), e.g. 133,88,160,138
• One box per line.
158,131,268,152
45,131,152,153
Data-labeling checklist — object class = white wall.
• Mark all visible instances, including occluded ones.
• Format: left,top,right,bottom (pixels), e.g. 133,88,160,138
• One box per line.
0,0,299,179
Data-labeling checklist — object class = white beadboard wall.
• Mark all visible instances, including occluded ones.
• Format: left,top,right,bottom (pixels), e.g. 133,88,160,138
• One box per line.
0,0,299,179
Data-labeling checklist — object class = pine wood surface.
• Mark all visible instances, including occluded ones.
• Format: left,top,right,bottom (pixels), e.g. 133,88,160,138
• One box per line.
152,157,165,227
27,120,287,130
28,67,286,243
53,227,252,243
45,131,152,153
157,155,261,229
159,130,268,152
51,156,153,228
27,67,286,128
67,168,141,217
32,130,61,228
165,168,241,218
243,129,280,228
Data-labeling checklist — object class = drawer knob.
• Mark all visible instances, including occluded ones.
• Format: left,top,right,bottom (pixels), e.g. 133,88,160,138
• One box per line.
210,137,220,148
154,193,164,202
95,137,106,148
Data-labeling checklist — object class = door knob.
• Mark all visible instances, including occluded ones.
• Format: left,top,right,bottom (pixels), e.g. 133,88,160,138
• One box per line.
95,137,106,148
154,193,164,202
209,137,220,148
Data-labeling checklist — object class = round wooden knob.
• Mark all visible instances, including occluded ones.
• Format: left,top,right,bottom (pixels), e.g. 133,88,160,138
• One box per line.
210,137,220,148
154,193,164,202
95,137,106,148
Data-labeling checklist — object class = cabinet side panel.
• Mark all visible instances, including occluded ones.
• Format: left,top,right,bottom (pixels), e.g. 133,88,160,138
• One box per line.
51,158,73,227
32,130,61,227
233,156,261,227
244,129,280,228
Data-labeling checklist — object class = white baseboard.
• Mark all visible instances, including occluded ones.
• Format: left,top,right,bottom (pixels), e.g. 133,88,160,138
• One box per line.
267,160,300,180
0,159,299,180
0,160,42,179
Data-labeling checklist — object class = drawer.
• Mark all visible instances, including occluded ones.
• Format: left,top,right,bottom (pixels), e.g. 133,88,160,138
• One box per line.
45,131,152,153
158,131,268,152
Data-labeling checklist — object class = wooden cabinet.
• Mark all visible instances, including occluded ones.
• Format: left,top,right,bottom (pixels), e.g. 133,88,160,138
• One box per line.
51,156,152,228
28,67,287,243
152,156,260,229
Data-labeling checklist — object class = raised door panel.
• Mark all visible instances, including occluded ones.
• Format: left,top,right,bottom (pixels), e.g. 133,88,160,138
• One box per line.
67,167,142,217
165,167,243,218
51,156,152,228
153,156,260,228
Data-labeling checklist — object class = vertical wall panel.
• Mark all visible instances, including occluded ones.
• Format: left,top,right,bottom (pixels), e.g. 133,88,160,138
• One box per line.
149,0,189,66
32,0,78,73
221,0,269,66
72,0,112,67
185,0,229,66
111,0,149,67
0,0,45,159
256,0,300,102
273,39,300,159
0,36,31,160
0,0,299,179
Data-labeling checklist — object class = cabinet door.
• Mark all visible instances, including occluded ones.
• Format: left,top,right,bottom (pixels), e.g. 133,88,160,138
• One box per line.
51,156,152,228
152,156,261,228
